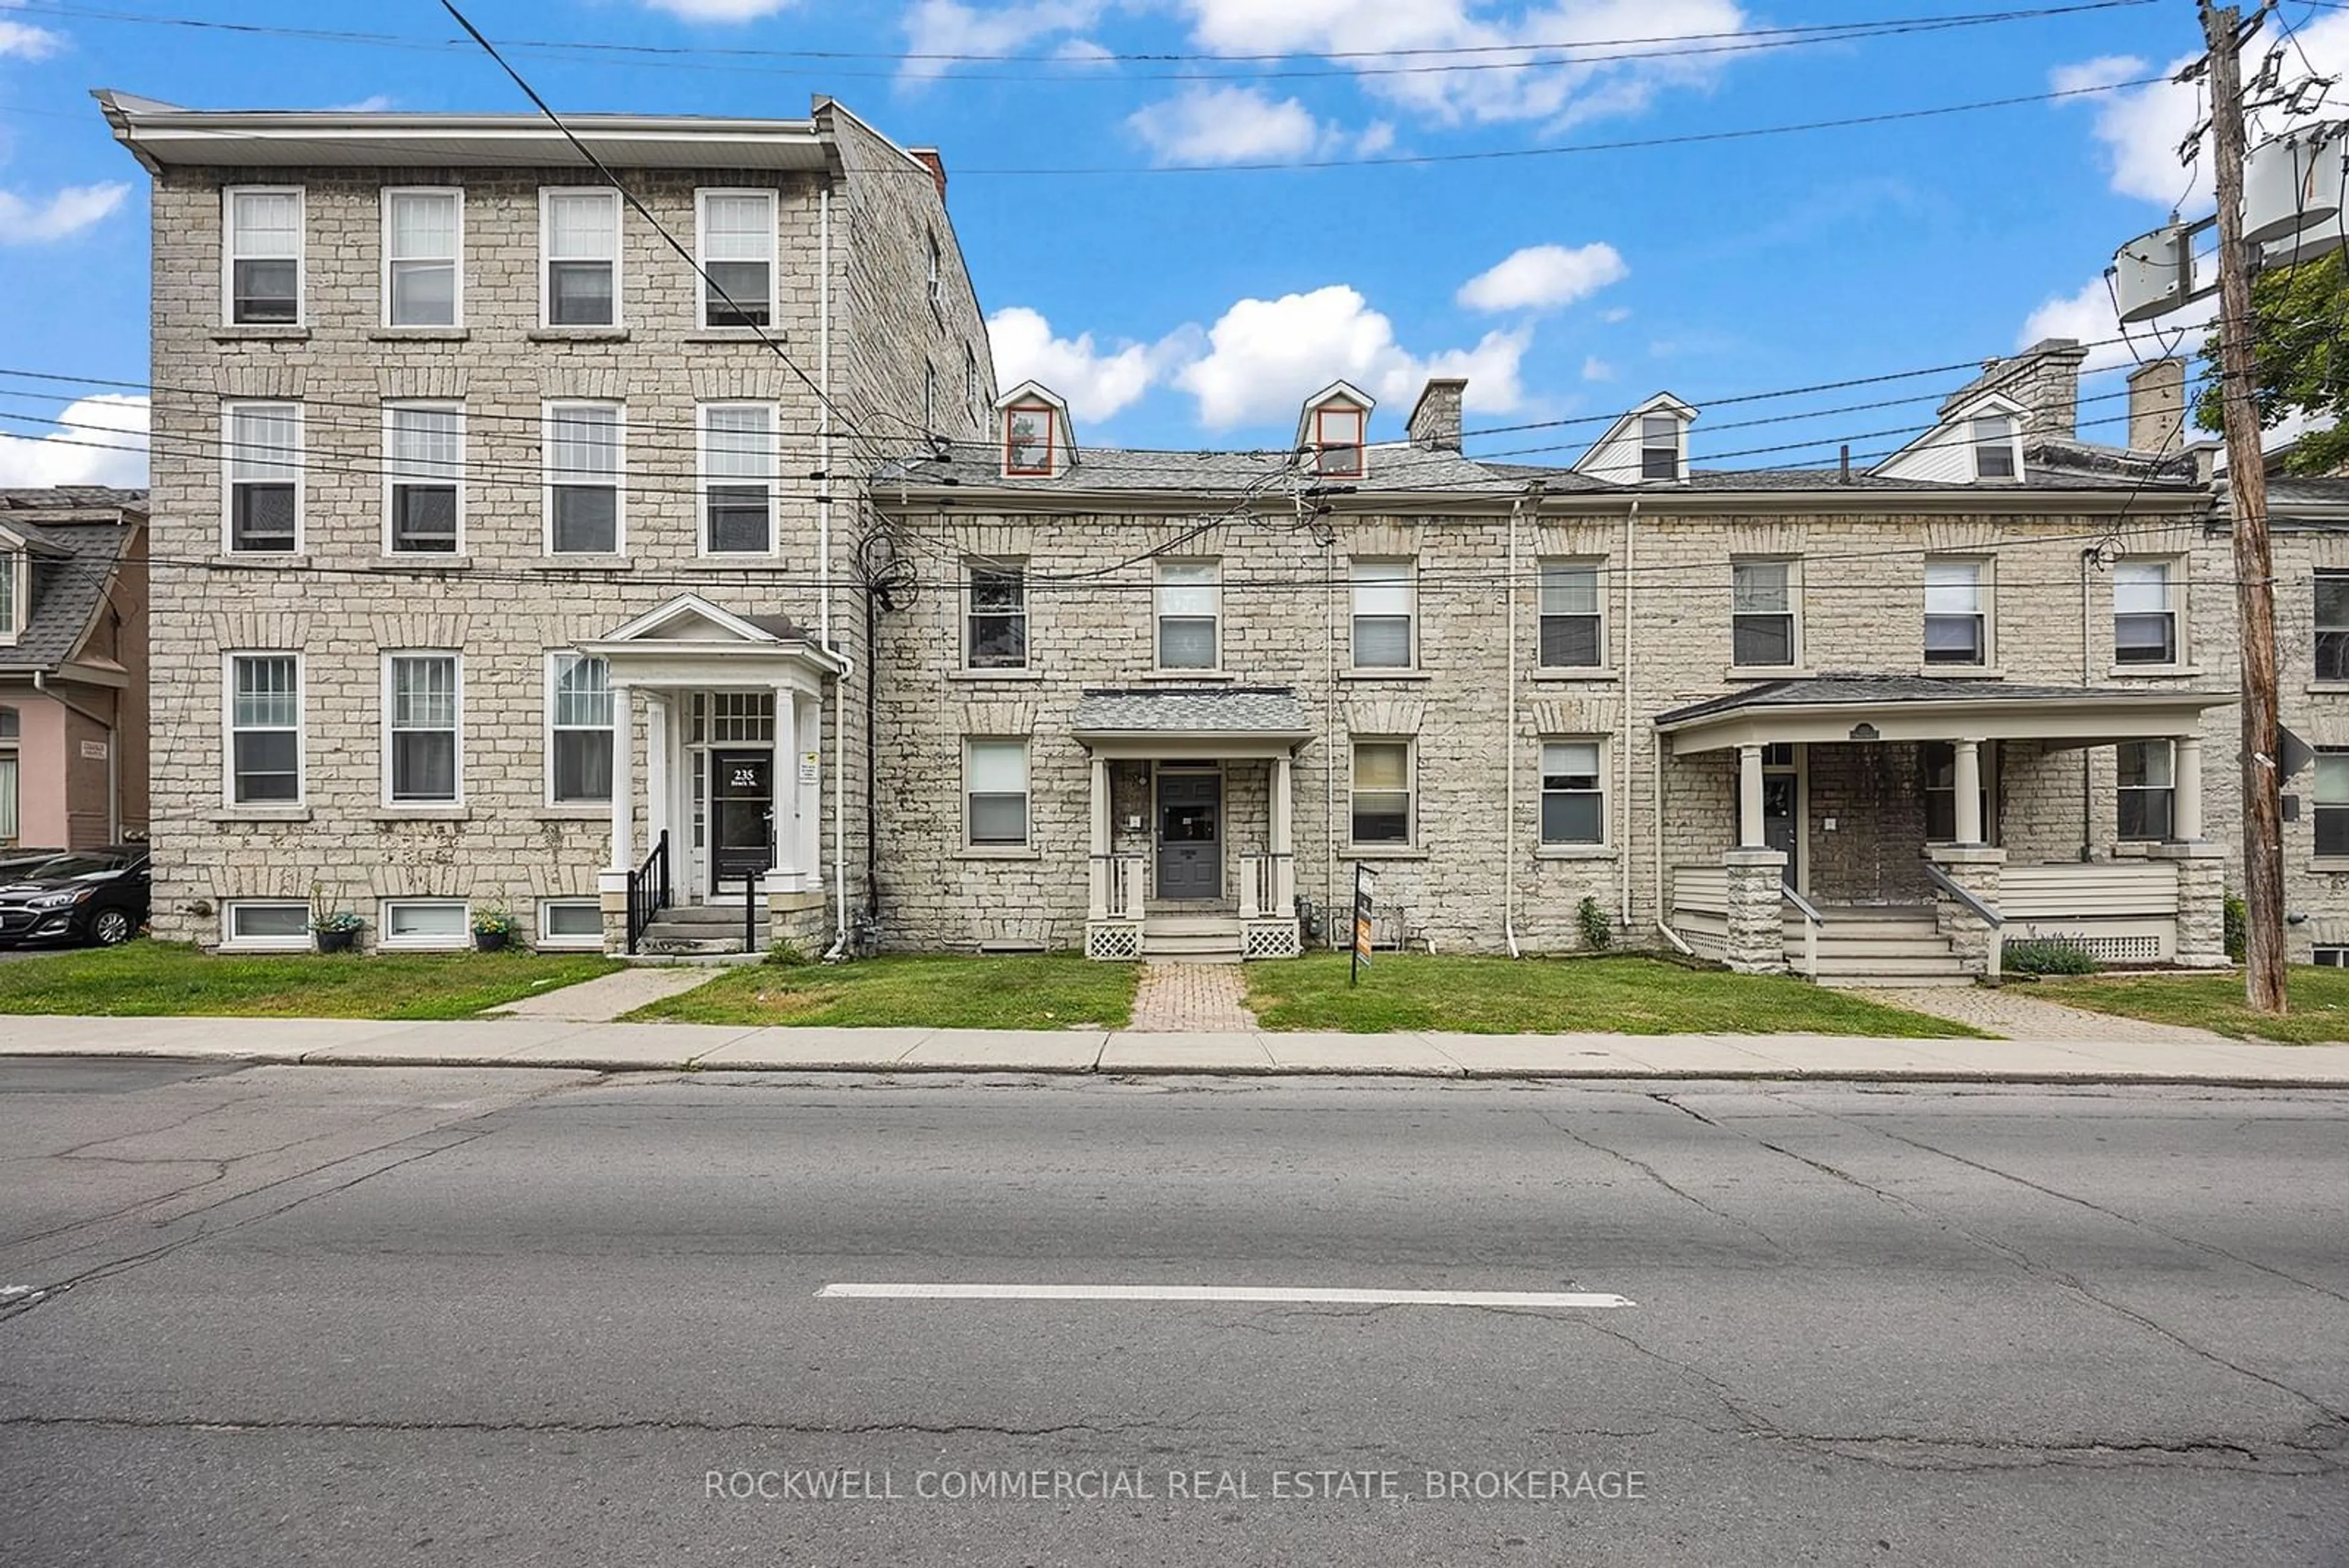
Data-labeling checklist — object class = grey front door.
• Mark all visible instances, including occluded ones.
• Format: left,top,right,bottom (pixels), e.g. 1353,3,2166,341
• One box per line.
710,749,774,887
1762,773,1799,889
1156,770,1222,901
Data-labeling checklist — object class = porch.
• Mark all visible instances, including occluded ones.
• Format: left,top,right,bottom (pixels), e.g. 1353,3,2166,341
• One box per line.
1656,675,2233,982
1072,687,1310,962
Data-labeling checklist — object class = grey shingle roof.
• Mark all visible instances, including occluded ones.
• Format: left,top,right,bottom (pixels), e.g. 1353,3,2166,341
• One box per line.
885,441,1522,496
1655,674,2191,729
1072,686,1312,735
0,489,144,674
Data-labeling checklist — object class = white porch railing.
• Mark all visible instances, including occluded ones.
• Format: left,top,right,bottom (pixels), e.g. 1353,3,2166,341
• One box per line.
1240,851,1296,920
1089,853,1145,920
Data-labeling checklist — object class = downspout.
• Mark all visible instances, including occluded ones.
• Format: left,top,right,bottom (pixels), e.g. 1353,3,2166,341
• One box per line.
1619,498,1639,930
34,672,120,845
1504,489,1524,957
819,180,853,959
1324,532,1338,943
2080,546,2097,860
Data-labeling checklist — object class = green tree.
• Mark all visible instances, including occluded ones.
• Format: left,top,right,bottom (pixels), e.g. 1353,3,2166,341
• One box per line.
2194,250,2349,474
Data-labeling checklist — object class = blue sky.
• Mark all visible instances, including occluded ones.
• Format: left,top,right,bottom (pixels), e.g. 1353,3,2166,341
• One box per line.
0,0,2336,485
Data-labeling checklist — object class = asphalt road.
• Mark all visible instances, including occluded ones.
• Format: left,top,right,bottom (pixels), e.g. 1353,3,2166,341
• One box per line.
1,1059,2345,1567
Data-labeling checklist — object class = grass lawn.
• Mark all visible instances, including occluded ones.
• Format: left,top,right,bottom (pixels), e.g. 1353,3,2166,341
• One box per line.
1244,953,1987,1037
2033,966,2349,1044
0,941,623,1020
628,954,1137,1029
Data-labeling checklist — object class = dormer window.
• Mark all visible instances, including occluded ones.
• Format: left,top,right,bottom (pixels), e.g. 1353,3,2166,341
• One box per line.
1313,404,1366,478
1004,403,1056,476
1640,414,1680,482
1972,415,2017,480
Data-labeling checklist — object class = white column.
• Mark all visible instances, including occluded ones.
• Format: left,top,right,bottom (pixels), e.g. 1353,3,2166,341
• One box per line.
1273,754,1294,855
1089,754,1111,920
1953,738,1983,845
2174,733,2204,841
796,688,822,891
607,680,634,872
1737,744,1764,848
645,693,669,858
770,683,793,888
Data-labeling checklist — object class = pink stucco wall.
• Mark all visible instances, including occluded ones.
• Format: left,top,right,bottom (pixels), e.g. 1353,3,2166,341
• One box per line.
5,693,71,850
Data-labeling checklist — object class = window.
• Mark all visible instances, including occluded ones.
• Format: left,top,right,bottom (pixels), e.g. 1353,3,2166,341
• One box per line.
927,228,943,314
542,188,619,327
0,550,16,641
224,902,311,951
2117,740,2173,841
385,404,462,554
2315,946,2349,968
701,403,776,554
1351,741,1412,844
966,564,1026,670
1540,740,1605,844
1351,560,1414,669
225,187,301,324
1972,414,2016,480
387,653,459,804
0,729,14,843
2318,751,2349,856
1921,741,1995,842
538,899,604,949
1156,560,1220,670
1924,558,1987,666
1732,559,1797,667
225,401,300,553
923,361,937,433
965,739,1028,847
697,190,773,329
380,899,467,949
549,653,612,804
2317,571,2349,681
1538,560,1603,667
228,653,300,805
1640,414,1680,482
546,402,622,554
2114,560,2178,664
965,346,981,428
1004,404,1055,475
383,188,459,327
1314,404,1366,478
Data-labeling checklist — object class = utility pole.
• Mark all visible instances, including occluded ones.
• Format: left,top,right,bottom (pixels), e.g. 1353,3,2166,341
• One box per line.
2203,2,2289,1013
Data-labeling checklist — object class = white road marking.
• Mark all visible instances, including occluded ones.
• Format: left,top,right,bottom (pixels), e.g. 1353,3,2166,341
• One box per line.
818,1283,1633,1309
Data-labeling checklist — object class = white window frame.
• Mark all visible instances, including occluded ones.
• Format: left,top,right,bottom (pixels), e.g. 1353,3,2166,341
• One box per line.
223,650,304,808
964,737,1030,849
380,186,462,329
927,227,943,316
1349,738,1416,848
539,187,622,329
382,401,466,556
1537,558,1606,669
2117,739,2175,842
1350,559,1416,671
0,548,22,645
542,399,626,556
1314,404,1367,479
2315,751,2349,857
1155,559,1222,672
694,187,776,330
221,901,314,953
1731,556,1801,670
2114,557,2184,667
220,400,304,555
546,650,614,807
223,185,303,327
1639,414,1681,483
964,561,1028,672
697,401,780,558
378,898,470,951
536,897,605,951
1972,414,2019,480
383,650,463,807
1539,738,1608,846
1924,555,1992,668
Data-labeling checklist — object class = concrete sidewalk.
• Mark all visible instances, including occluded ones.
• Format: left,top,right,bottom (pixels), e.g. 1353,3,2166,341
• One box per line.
1,1013,2346,1086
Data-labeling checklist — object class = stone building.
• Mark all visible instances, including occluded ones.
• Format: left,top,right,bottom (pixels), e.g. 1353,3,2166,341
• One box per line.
102,92,992,955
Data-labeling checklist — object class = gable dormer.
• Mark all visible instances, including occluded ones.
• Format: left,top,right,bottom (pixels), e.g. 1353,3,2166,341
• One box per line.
1871,392,2028,485
1572,392,1696,485
996,380,1075,480
1297,381,1374,479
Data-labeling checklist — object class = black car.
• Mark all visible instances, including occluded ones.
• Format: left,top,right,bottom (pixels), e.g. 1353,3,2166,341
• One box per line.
0,849,150,948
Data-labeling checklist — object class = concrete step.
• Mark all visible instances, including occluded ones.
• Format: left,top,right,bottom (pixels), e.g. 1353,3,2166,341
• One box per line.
1813,957,1972,979
1143,932,1245,958
1806,938,1964,959
638,926,748,956
654,904,751,926
1816,972,1977,990
1145,913,1244,936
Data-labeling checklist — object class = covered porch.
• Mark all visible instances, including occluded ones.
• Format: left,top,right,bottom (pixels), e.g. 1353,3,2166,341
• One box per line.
584,596,844,956
1071,687,1311,962
1655,676,2233,979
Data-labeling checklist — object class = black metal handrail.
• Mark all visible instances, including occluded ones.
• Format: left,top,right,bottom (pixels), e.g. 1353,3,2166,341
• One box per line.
741,868,761,955
626,830,670,955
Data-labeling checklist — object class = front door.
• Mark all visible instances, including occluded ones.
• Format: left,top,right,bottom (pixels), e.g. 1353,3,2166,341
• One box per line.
1156,770,1222,901
710,749,774,891
1762,773,1800,889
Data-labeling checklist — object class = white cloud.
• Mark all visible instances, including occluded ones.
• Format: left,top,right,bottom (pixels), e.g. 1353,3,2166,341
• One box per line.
1581,355,1614,381
640,0,796,18
0,182,128,244
985,306,1188,422
0,7,62,61
1599,305,1631,324
1128,84,1326,165
0,394,147,488
1457,241,1627,313
322,95,396,113
1173,284,1528,427
2020,273,2213,377
1174,0,1753,128
900,1,1107,82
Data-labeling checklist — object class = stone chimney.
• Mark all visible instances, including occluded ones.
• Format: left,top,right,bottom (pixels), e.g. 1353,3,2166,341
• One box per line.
1939,338,2089,440
2127,357,2187,454
1407,377,1466,451
908,149,948,202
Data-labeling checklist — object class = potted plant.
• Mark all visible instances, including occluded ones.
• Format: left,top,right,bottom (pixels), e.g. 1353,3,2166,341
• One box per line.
471,906,521,953
311,910,365,954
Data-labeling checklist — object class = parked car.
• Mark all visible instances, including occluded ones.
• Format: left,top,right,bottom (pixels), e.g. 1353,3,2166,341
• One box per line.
0,847,67,879
0,849,150,948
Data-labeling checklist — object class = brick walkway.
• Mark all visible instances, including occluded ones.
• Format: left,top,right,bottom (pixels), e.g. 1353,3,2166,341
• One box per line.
1129,960,1258,1033
1853,984,2231,1044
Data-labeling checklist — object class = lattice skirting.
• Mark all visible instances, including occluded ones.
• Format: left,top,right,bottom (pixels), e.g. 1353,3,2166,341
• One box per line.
1242,920,1303,960
1085,921,1143,961
2011,922,2173,965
